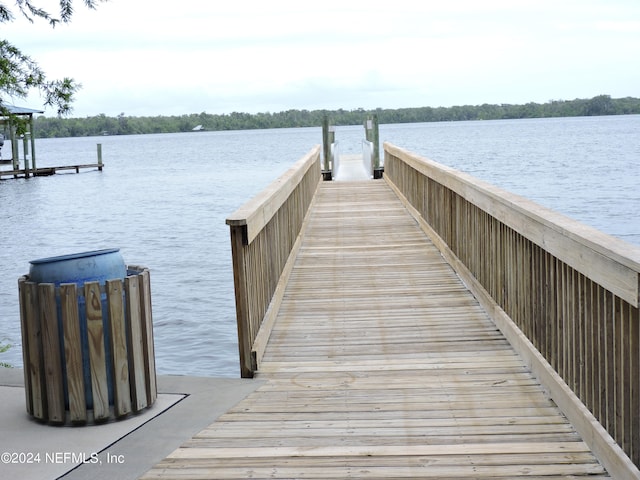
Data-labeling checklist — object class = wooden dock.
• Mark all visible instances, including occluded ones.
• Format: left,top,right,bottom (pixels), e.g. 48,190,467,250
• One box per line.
140,144,640,479
0,163,102,179
143,180,619,479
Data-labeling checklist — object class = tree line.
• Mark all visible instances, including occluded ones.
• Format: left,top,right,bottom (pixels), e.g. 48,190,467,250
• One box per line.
31,95,640,138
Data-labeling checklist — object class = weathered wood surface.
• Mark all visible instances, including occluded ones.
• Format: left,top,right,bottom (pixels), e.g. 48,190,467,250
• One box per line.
383,143,640,307
107,278,132,417
227,146,322,377
384,143,640,476
60,283,86,422
85,281,110,421
226,146,321,245
17,266,156,424
143,181,608,479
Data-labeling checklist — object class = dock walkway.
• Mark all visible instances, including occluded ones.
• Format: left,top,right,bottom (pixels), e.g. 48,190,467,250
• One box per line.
142,180,609,479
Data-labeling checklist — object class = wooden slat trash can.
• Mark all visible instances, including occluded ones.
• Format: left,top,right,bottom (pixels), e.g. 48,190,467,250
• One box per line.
18,251,157,425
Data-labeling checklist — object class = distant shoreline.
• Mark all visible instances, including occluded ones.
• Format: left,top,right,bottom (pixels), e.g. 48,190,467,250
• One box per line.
32,95,640,139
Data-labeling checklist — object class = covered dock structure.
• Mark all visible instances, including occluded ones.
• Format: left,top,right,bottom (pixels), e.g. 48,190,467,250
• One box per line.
1,104,103,179
0,104,43,173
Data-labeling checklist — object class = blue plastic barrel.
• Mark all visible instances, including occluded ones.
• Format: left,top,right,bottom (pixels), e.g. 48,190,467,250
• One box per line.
28,248,126,285
29,248,126,413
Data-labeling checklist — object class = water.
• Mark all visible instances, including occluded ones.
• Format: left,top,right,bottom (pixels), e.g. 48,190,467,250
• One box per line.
378,116,640,245
1,116,638,376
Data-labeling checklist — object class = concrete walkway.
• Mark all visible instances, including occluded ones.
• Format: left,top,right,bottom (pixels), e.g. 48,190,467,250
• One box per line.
0,368,261,480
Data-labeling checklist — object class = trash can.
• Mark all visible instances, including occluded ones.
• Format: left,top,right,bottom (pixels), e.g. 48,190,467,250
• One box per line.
18,249,157,425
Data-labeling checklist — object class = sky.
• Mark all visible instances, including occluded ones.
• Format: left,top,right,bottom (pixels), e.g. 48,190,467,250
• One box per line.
3,0,640,117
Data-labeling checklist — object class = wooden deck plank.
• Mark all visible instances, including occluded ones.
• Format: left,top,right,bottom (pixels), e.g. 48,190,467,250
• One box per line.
167,442,598,459
141,180,609,479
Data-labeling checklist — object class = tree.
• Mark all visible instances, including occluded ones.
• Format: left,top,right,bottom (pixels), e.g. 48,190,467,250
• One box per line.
585,94,614,116
0,1,107,117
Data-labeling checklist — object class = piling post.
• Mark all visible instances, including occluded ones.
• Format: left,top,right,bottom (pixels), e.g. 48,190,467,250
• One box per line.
366,114,382,179
97,144,103,171
22,136,27,160
321,116,333,180
11,126,19,178
328,124,336,178
22,136,30,178
29,114,37,171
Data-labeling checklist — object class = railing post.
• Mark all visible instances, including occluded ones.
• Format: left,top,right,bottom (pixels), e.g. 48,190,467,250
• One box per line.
228,225,253,378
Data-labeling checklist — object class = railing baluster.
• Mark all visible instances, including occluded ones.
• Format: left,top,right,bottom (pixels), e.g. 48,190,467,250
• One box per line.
383,141,640,475
226,146,321,377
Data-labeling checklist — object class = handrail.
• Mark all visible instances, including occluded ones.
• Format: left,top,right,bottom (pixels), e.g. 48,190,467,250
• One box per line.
330,141,339,179
384,143,640,305
362,139,373,178
226,146,321,245
384,142,640,477
226,146,321,377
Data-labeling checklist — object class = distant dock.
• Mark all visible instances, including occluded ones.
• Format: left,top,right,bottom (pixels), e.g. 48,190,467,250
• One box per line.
0,143,104,179
0,162,103,179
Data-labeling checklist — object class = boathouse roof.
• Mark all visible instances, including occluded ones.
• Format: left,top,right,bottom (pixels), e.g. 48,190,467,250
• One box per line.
1,104,45,116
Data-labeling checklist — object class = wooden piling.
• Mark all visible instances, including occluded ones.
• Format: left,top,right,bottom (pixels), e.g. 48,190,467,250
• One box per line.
321,117,332,180
97,143,103,171
22,136,31,178
365,114,382,178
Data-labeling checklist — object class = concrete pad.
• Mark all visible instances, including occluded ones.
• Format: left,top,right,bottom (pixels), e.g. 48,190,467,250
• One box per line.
0,369,262,480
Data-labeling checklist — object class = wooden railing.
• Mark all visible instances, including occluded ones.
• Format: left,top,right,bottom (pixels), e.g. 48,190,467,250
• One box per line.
384,142,640,478
226,146,321,378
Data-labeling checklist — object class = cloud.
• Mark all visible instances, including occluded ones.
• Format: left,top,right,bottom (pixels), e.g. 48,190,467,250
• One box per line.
3,0,639,117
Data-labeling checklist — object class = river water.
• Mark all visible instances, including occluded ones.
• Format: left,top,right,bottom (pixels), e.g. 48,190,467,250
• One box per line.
1,115,638,376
